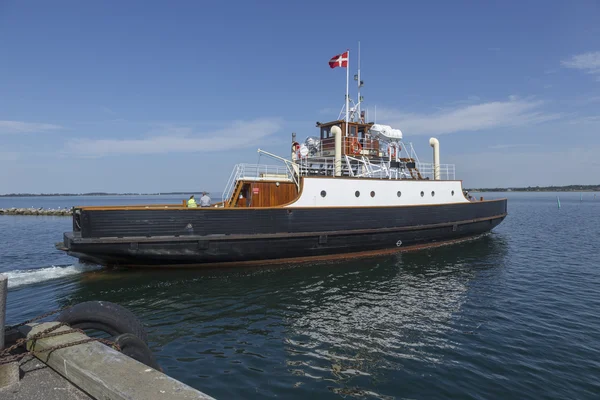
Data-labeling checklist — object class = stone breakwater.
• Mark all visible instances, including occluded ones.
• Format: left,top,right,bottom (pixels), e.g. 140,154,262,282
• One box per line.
0,207,72,216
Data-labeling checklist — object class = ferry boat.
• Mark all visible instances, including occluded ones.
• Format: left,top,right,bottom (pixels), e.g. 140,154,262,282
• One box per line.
57,50,507,268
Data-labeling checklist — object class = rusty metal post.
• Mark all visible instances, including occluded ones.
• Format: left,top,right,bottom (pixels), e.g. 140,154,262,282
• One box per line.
0,273,19,390
0,274,6,350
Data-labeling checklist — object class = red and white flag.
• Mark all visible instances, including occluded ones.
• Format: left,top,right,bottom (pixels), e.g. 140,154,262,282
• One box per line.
329,52,348,69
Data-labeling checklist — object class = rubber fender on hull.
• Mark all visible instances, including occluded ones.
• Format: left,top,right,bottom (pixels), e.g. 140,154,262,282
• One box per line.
56,301,148,343
113,333,162,371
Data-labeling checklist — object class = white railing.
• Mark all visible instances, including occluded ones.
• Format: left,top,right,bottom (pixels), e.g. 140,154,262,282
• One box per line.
415,162,456,180
240,164,293,181
222,164,295,203
222,164,243,205
296,156,455,180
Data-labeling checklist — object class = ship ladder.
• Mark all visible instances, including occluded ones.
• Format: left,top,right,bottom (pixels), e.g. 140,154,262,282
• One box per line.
227,180,245,208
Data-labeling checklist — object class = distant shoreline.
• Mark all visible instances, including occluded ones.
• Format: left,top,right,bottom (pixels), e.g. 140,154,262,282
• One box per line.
0,192,216,197
466,185,599,192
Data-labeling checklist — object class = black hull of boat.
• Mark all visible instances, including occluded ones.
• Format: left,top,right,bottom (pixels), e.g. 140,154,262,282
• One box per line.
58,200,507,268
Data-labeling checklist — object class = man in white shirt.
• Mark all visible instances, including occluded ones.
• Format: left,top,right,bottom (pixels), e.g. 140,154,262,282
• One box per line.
200,192,211,207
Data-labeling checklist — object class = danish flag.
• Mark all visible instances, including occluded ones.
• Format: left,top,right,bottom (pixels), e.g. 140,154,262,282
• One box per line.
329,52,348,69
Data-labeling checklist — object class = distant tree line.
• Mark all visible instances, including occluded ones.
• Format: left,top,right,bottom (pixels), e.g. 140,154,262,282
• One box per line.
467,185,600,192
0,191,214,197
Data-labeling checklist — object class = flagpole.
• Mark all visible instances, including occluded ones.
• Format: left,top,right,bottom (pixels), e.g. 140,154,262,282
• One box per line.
345,49,349,137
357,41,361,122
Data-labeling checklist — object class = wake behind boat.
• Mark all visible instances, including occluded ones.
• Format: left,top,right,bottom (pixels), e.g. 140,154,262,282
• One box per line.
56,49,507,268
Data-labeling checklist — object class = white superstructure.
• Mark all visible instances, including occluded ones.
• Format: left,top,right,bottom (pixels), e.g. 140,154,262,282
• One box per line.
286,177,467,207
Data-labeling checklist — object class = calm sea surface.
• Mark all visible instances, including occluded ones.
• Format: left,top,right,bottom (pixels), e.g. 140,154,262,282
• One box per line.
1,193,599,399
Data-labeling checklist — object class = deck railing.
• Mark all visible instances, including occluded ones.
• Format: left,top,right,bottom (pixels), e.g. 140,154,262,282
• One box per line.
296,156,456,181
415,162,456,180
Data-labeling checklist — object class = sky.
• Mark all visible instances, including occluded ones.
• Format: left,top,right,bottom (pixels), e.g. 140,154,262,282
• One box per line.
1,0,599,193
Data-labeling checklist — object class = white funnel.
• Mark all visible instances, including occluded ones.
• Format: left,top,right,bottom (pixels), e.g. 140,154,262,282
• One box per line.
429,138,440,180
331,125,342,177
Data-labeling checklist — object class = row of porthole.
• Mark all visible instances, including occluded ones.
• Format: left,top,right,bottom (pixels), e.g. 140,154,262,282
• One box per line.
320,190,457,198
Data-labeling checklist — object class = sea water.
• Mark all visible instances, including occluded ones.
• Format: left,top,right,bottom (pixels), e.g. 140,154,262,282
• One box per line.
1,192,599,399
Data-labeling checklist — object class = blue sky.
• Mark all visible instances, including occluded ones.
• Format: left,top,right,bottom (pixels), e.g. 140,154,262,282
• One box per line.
1,0,599,193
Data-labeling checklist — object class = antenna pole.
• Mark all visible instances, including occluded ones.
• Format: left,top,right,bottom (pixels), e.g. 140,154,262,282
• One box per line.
357,41,361,122
345,49,349,137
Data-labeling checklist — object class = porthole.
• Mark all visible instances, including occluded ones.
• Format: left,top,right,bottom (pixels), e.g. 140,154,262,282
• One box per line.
431,191,435,197
397,191,402,197
320,190,326,198
451,190,455,196
420,191,424,197
370,191,375,198
355,191,360,197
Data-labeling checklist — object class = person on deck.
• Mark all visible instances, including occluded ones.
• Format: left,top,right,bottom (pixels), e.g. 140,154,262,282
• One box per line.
200,192,211,207
187,195,197,208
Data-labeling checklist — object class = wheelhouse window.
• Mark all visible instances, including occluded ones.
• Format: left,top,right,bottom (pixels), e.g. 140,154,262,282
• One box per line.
358,126,366,141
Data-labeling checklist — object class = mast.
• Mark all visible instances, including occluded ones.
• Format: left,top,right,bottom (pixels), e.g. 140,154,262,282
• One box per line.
357,41,361,122
353,42,365,123
345,49,349,137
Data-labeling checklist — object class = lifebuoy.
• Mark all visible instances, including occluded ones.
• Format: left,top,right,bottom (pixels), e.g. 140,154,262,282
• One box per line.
351,138,362,155
292,142,300,160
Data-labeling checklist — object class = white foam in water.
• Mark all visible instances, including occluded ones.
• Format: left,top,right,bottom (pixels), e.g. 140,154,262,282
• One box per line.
5,264,102,288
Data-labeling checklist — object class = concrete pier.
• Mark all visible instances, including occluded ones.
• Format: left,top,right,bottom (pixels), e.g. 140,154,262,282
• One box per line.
2,357,93,400
0,208,72,216
1,321,215,399
0,273,215,399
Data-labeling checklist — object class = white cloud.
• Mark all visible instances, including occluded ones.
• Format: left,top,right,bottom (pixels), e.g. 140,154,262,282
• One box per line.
561,51,600,81
376,97,560,136
0,120,62,134
66,118,283,157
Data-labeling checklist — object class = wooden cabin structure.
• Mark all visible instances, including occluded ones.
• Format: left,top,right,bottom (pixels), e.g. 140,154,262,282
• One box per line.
226,180,298,208
316,120,380,158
